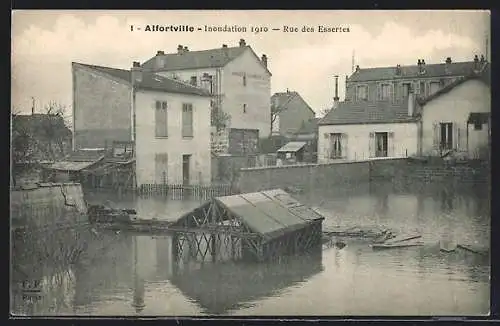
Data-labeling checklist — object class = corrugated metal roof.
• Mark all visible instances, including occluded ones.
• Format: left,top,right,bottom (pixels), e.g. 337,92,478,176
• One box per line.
47,161,96,171
215,189,324,240
277,141,307,153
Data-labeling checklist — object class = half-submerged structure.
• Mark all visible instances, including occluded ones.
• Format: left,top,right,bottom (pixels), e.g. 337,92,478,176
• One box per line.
169,189,325,263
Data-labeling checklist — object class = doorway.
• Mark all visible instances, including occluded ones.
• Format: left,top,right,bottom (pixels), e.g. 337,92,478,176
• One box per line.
182,155,191,186
375,132,388,157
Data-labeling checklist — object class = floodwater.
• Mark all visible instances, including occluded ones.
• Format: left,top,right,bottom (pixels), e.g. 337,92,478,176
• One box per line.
10,180,490,316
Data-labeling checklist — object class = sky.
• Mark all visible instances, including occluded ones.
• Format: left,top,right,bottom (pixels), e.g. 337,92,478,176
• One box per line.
12,10,490,118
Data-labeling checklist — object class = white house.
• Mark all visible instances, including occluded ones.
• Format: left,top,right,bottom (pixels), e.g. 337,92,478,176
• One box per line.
418,69,490,159
72,61,212,187
317,96,419,163
141,39,272,155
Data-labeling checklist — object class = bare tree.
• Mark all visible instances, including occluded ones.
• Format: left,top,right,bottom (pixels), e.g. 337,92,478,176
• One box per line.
211,100,231,132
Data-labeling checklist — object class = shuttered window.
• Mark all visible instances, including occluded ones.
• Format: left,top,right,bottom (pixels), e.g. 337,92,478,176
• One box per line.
380,84,393,100
155,101,168,137
182,103,194,138
429,82,440,95
154,153,168,184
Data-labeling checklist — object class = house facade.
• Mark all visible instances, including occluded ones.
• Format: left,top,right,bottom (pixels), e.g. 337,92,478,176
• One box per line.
271,90,315,137
317,99,419,162
345,56,485,104
318,54,490,163
418,73,490,159
72,61,212,187
141,39,272,156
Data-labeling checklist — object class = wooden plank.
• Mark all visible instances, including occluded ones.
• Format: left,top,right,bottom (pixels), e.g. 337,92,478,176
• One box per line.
383,233,421,244
370,241,424,250
457,244,489,256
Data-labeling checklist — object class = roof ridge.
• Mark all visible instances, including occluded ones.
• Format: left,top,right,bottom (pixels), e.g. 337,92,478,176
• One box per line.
356,60,475,71
161,45,245,56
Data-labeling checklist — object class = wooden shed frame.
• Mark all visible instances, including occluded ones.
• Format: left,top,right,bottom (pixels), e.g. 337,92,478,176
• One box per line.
169,189,325,263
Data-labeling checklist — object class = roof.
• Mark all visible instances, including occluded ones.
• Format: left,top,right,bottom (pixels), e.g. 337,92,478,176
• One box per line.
418,65,491,106
467,112,490,124
141,45,272,75
318,100,416,126
348,60,485,82
271,91,315,116
74,62,211,97
46,160,97,172
277,141,307,153
214,189,324,240
295,118,320,135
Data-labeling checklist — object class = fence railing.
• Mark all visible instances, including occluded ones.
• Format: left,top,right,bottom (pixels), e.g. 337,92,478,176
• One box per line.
139,183,234,200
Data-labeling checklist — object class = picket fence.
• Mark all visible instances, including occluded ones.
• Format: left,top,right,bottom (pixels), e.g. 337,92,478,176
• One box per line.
139,183,234,200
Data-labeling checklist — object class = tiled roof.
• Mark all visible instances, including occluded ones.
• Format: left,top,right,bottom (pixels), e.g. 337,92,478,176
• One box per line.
74,62,211,97
348,61,481,82
271,91,315,115
418,64,490,106
318,100,416,125
141,45,271,75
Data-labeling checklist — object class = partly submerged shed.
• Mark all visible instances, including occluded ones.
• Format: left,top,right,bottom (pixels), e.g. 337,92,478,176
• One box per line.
169,189,325,262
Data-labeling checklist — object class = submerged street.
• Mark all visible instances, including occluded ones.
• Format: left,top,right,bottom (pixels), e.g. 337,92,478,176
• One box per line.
11,180,490,316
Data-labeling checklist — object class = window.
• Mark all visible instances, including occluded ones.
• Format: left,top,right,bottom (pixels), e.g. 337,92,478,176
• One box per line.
154,153,168,184
429,82,440,95
402,83,411,98
380,84,392,100
420,81,426,96
329,133,347,159
182,103,193,137
243,74,247,86
375,132,388,157
190,76,197,86
155,101,168,138
356,85,368,101
243,103,247,113
474,122,482,131
439,123,453,150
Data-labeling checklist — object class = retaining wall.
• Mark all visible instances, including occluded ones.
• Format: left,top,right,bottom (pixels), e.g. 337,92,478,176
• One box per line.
10,182,88,228
235,158,489,194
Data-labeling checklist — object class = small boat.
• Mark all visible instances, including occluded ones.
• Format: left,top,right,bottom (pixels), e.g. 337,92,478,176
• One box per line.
371,240,424,250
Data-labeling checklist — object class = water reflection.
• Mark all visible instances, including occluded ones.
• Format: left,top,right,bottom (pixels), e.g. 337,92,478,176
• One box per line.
11,180,490,316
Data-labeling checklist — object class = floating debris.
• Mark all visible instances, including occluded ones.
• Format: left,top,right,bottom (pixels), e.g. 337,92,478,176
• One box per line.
371,240,424,250
439,240,457,253
457,244,489,256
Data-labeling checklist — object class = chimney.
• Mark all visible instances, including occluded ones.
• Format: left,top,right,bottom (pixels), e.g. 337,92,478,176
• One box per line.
155,52,165,70
444,57,452,74
261,54,268,68
222,44,228,48
408,86,415,117
355,65,360,72
286,88,289,93
480,54,486,63
177,44,184,54
418,59,426,74
239,39,246,47
131,61,142,85
31,97,35,115
184,46,189,52
395,64,401,75
334,75,339,101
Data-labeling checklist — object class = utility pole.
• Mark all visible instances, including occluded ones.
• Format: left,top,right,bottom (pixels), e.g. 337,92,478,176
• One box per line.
31,97,35,115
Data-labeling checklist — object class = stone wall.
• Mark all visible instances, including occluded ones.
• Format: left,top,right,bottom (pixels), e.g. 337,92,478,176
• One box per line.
235,158,489,194
10,183,88,229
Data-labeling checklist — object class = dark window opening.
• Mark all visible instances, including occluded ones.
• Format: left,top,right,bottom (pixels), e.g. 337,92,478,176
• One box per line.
243,75,247,86
474,122,482,131
243,104,247,113
440,122,453,150
190,76,197,86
